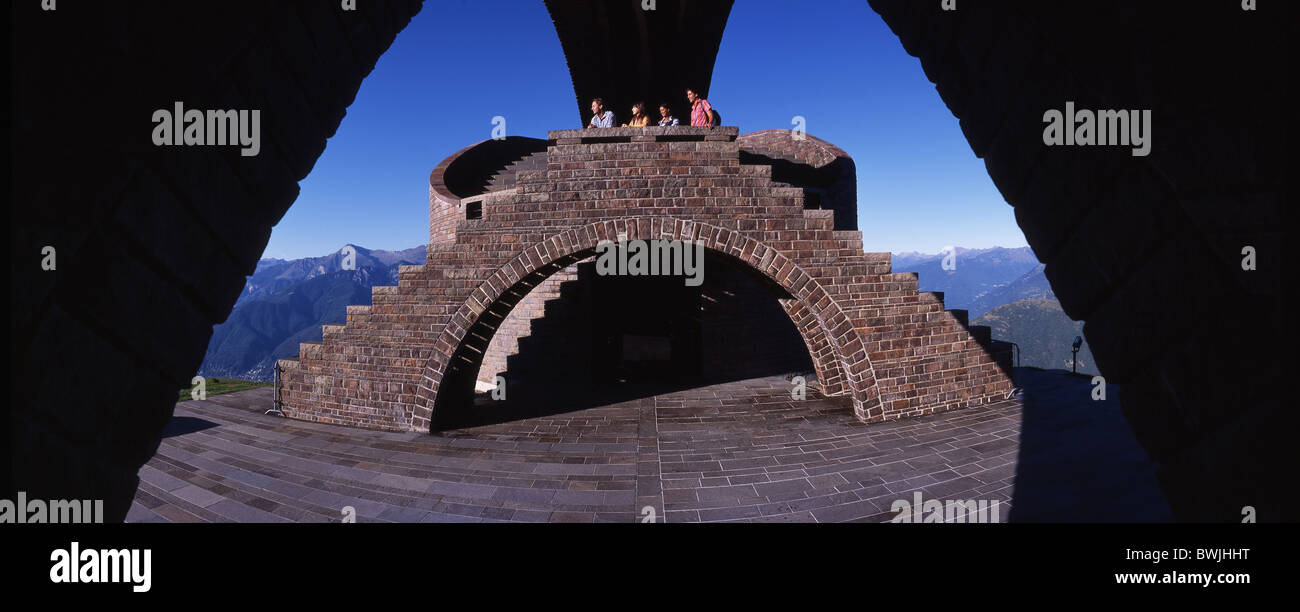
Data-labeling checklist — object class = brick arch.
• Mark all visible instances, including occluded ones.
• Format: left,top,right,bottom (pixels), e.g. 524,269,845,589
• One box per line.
410,217,877,431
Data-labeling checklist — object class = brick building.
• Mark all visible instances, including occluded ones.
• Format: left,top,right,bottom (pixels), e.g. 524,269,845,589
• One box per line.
276,125,1014,431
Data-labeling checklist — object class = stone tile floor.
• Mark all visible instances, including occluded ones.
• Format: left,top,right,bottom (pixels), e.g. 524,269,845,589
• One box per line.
127,368,1172,523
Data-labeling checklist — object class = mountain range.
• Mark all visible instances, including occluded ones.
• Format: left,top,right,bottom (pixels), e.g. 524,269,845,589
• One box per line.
889,247,1045,318
198,245,426,381
890,246,1089,372
236,245,426,307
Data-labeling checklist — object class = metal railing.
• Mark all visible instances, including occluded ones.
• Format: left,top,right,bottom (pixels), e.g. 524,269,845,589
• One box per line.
1004,342,1022,400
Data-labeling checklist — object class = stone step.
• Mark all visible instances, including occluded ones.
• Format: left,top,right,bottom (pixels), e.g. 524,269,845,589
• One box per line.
487,151,549,192
297,341,325,360
845,299,948,318
494,269,586,381
861,252,892,267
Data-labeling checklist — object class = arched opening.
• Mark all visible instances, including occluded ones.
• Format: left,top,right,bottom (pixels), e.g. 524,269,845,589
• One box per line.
413,217,872,433
435,248,817,429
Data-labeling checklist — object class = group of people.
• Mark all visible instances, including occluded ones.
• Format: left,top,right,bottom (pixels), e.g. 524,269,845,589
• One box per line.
586,88,716,129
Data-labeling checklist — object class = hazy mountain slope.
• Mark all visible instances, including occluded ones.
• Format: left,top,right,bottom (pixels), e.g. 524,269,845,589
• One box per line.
973,298,1098,375
890,247,1040,314
199,245,426,381
235,245,425,307
965,263,1055,319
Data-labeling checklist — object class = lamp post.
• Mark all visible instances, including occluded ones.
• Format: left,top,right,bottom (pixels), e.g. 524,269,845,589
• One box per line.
1071,336,1082,374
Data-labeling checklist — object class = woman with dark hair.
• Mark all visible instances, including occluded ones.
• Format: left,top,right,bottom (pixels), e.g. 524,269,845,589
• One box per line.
657,103,679,126
624,101,650,127
686,88,715,127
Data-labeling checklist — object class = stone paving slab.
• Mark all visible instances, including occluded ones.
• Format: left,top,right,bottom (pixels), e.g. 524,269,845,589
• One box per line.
129,369,1172,522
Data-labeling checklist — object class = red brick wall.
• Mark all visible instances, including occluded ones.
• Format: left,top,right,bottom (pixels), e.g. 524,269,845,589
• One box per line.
428,185,460,251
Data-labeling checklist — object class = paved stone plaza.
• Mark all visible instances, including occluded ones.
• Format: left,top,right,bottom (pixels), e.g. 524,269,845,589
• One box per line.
128,368,1171,523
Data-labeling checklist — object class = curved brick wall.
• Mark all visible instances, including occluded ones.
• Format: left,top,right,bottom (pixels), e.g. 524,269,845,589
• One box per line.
428,136,549,249
738,129,858,230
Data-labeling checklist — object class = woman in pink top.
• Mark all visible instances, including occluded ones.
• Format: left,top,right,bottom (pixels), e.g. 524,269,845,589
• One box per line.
686,88,715,127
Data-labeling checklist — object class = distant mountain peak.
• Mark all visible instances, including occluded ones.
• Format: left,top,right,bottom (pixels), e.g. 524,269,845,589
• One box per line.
202,244,430,381
888,246,1043,316
892,245,1033,259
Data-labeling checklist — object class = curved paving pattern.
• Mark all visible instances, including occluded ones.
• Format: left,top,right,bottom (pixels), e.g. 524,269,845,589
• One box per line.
128,369,1170,523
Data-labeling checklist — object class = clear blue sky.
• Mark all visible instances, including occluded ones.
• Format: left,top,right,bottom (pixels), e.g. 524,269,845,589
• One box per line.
264,0,1027,260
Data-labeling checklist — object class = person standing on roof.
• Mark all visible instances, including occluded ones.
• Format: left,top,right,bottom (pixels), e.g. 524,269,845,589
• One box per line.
624,101,650,127
686,88,715,128
657,103,680,126
587,98,616,128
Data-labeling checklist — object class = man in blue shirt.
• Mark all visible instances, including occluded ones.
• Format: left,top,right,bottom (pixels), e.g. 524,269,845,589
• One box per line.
587,98,615,128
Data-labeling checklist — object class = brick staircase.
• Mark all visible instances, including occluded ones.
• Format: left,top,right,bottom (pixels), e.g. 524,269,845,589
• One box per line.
278,126,1012,432
486,150,549,193
476,261,585,387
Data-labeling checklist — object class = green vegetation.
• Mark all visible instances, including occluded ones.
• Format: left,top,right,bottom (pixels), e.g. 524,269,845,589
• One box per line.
178,377,272,401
